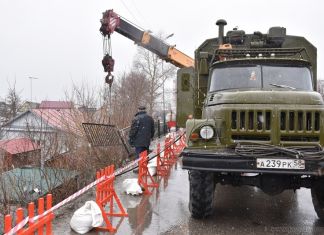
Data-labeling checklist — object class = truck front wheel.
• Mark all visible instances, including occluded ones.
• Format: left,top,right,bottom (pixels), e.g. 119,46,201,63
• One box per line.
311,178,324,221
189,170,215,219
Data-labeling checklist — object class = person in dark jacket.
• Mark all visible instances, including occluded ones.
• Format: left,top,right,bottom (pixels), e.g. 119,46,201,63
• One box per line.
129,105,155,159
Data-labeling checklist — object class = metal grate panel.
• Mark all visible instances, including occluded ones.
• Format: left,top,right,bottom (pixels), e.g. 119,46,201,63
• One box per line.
82,123,121,147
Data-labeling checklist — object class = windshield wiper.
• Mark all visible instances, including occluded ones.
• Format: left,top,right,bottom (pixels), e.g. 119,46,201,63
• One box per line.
268,83,296,90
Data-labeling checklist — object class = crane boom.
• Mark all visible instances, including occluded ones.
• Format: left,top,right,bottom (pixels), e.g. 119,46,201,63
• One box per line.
100,9,194,68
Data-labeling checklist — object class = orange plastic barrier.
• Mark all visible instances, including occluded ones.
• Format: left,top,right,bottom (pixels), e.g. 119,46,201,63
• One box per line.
96,165,128,232
163,136,178,165
3,133,186,235
174,134,186,155
138,150,158,195
156,142,169,176
4,194,54,235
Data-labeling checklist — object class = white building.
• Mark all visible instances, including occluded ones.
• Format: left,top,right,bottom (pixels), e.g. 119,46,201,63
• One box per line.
0,101,83,163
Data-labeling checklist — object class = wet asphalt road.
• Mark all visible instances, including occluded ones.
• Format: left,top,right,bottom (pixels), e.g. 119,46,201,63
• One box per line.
53,159,324,235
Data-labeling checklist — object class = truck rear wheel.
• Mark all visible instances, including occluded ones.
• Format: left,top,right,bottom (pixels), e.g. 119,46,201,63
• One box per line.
311,178,324,221
189,170,215,219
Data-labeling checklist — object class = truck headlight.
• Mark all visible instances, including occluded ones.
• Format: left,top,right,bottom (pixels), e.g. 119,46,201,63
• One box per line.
199,126,214,140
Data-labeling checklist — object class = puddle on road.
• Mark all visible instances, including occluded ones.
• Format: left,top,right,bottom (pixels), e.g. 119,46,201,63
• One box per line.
116,162,190,235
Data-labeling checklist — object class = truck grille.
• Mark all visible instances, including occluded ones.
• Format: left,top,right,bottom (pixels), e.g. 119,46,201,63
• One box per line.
229,109,321,143
231,110,272,131
279,110,320,133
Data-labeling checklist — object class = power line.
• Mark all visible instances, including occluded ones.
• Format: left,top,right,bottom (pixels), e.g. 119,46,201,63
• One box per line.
130,0,152,29
120,0,142,26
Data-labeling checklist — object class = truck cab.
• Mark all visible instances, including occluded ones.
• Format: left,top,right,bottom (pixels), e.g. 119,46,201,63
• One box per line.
180,20,324,220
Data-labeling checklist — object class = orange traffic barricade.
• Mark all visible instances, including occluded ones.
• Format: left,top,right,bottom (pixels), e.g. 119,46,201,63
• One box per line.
96,165,128,232
138,150,158,195
174,133,186,155
156,142,169,176
4,194,54,235
163,137,178,165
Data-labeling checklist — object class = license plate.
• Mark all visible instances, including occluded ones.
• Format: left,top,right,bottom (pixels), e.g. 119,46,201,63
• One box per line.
256,158,305,170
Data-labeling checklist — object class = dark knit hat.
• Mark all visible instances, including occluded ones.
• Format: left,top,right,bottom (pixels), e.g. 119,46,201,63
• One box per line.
138,105,146,111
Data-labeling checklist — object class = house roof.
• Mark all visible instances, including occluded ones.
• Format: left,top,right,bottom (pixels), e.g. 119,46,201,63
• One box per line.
39,101,73,109
32,109,83,135
0,138,40,155
2,101,84,136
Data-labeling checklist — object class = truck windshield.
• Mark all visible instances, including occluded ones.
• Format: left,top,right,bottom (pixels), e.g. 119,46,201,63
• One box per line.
209,65,313,91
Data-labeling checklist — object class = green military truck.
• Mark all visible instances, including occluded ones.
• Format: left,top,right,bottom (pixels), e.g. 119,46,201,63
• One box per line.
178,20,324,219
100,11,324,220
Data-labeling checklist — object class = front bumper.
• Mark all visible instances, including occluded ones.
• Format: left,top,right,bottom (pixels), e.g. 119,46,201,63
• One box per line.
181,148,324,176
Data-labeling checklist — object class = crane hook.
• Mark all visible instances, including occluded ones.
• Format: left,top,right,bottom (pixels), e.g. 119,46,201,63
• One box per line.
105,73,114,87
102,54,115,86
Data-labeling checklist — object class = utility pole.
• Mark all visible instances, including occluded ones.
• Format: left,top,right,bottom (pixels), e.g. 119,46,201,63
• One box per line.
28,76,38,103
162,33,174,134
162,80,166,134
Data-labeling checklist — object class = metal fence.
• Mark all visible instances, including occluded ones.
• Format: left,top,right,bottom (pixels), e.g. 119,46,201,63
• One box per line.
82,120,167,156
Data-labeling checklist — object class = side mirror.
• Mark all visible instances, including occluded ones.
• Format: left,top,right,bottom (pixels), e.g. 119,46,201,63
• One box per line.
198,52,209,75
181,73,190,91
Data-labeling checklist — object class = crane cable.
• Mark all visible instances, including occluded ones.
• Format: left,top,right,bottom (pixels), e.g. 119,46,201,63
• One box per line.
102,35,112,56
102,34,114,85
102,34,114,123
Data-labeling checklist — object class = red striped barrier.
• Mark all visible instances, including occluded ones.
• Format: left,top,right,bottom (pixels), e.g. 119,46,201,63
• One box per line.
156,142,169,176
4,194,54,235
95,165,128,232
138,150,158,195
174,133,186,155
3,131,186,235
163,136,178,165
4,159,139,235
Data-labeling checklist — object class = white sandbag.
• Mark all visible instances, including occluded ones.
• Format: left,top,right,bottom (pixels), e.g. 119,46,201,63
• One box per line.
122,178,143,195
147,158,157,176
70,201,103,234
148,157,157,167
148,165,157,176
166,133,172,138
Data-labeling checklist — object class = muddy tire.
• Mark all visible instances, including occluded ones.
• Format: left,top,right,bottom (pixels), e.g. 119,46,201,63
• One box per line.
189,170,215,219
311,178,324,221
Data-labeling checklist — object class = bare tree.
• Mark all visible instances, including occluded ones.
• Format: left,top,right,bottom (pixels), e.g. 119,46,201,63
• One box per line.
0,75,152,222
4,81,23,122
64,82,98,123
133,47,176,114
110,71,150,127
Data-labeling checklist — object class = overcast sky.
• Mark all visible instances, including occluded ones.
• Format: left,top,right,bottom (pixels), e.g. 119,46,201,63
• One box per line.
0,0,323,103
